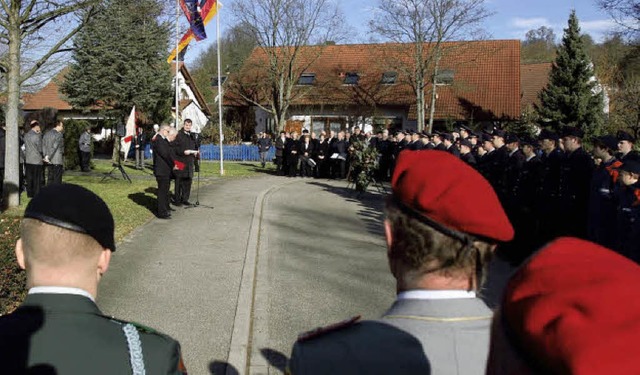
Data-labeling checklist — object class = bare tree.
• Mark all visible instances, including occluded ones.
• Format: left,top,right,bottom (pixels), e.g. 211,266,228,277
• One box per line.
231,0,346,131
597,0,640,37
369,0,491,132
0,0,97,208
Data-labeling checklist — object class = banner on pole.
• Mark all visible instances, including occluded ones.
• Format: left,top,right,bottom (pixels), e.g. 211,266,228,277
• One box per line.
169,0,220,62
121,106,136,161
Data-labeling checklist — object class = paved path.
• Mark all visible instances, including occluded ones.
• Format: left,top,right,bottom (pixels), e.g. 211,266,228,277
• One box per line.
98,175,514,375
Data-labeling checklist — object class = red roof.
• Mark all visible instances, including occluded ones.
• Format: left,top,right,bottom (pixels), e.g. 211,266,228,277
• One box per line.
230,40,522,121
521,62,552,110
22,68,72,111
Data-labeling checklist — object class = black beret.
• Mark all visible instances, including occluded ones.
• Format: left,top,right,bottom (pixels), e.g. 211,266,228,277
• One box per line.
561,126,584,139
538,129,560,142
505,134,520,144
493,129,506,138
618,160,640,175
24,184,116,251
594,135,619,151
617,130,636,143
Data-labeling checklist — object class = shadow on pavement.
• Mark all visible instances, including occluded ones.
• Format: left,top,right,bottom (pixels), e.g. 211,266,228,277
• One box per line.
260,348,288,372
238,162,280,176
208,361,239,375
128,192,156,214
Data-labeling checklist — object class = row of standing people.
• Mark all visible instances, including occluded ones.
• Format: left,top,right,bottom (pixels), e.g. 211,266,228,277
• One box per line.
22,120,66,198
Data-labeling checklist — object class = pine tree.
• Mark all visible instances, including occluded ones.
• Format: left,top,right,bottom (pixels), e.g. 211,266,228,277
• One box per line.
61,0,172,123
536,11,605,136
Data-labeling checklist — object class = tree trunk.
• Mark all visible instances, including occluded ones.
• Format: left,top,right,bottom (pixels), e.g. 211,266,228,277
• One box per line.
416,84,425,132
4,19,22,208
427,57,442,134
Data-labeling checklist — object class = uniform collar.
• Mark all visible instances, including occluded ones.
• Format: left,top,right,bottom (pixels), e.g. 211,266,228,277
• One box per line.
29,286,95,302
397,290,476,300
20,291,102,316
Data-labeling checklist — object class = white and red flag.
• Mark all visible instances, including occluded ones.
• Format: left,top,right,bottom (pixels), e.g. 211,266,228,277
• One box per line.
121,106,136,161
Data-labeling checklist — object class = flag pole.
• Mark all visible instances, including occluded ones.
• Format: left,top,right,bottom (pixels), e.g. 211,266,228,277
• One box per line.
216,0,224,176
175,0,180,129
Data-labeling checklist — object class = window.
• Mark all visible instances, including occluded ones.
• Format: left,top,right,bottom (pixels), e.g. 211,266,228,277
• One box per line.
435,69,455,85
343,72,359,85
297,73,316,85
381,71,397,85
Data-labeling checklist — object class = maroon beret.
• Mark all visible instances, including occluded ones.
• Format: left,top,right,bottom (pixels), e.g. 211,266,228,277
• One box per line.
391,150,513,242
500,237,640,374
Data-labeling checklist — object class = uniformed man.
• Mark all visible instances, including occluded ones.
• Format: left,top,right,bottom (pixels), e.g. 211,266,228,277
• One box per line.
503,134,525,210
515,136,543,256
615,159,640,262
432,132,446,151
288,151,514,375
459,124,472,140
442,133,460,157
173,119,199,206
24,120,44,198
459,138,476,166
42,120,64,185
559,126,594,238
0,183,187,374
588,135,622,250
491,129,509,201
617,130,639,162
477,133,497,182
537,128,565,243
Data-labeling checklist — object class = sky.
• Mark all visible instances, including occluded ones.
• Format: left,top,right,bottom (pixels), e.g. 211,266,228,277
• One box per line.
183,0,617,64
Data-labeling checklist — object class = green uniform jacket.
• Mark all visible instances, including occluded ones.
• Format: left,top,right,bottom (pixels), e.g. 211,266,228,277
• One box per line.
0,293,186,374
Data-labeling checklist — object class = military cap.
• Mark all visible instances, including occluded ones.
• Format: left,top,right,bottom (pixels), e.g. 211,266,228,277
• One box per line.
468,131,479,139
538,129,559,142
617,130,636,143
459,138,473,149
561,126,584,139
520,136,537,147
29,120,40,128
499,237,640,374
618,160,640,175
481,133,493,143
505,134,520,144
594,135,619,152
391,151,514,242
459,124,473,133
441,133,454,141
493,129,506,138
24,183,116,251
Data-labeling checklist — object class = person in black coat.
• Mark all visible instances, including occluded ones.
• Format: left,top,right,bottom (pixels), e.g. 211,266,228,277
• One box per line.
153,126,177,219
298,134,315,177
558,127,595,238
503,134,526,211
459,138,476,166
588,135,622,250
315,133,330,178
275,131,287,175
331,131,348,179
514,136,543,258
537,129,565,243
442,134,460,158
617,130,640,162
173,119,199,206
377,130,393,181
285,132,300,177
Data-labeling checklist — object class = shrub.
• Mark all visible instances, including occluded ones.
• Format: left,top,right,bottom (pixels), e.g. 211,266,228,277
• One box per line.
0,217,25,315
63,119,93,170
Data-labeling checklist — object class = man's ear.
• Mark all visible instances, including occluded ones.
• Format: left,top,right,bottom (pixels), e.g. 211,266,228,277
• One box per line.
384,219,393,252
15,238,26,270
97,248,111,279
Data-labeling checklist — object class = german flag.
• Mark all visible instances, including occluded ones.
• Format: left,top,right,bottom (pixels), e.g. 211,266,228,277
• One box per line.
169,0,219,62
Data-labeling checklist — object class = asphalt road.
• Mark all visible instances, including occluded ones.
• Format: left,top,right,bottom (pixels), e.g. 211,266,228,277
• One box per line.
97,174,515,375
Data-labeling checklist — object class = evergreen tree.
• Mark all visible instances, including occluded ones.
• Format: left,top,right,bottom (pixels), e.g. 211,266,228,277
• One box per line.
536,11,605,136
61,0,172,123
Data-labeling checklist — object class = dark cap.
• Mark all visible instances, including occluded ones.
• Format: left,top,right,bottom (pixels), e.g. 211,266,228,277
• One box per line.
459,124,472,133
618,160,640,175
561,126,584,139
493,129,506,138
442,133,454,142
29,120,40,128
468,131,479,139
505,134,520,144
617,130,636,143
24,184,116,251
520,135,537,147
538,129,559,142
459,138,473,149
594,135,619,152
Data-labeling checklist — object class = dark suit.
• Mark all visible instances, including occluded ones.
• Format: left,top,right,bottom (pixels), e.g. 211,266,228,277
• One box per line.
174,130,197,204
588,158,622,249
332,139,348,179
153,137,174,217
559,147,594,238
0,293,185,374
299,140,315,177
275,136,286,174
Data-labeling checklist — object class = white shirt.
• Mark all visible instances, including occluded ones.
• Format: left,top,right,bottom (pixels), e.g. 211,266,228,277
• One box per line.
29,286,95,302
397,290,476,300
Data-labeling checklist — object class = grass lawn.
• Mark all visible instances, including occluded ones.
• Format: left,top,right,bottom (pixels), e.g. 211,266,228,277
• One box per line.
0,159,272,314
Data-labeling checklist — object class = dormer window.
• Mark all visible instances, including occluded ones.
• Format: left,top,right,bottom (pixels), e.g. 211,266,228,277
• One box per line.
381,71,397,85
435,69,455,85
344,72,359,85
298,73,316,85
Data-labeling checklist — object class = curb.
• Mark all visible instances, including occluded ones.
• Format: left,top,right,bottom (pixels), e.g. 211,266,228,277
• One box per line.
226,180,298,375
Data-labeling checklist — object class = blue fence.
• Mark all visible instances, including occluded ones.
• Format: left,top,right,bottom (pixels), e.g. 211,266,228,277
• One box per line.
142,144,275,162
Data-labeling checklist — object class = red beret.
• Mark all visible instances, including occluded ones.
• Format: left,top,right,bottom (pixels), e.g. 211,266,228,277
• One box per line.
391,150,513,242
502,237,640,374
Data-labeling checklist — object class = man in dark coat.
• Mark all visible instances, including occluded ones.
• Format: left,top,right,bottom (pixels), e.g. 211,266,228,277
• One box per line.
491,129,510,201
24,120,44,197
0,183,187,374
537,129,565,243
559,126,594,238
331,131,348,179
257,132,272,168
588,135,622,250
617,130,639,162
285,131,300,177
442,134,460,158
153,126,177,219
298,134,315,177
275,131,287,175
459,138,476,166
173,119,199,206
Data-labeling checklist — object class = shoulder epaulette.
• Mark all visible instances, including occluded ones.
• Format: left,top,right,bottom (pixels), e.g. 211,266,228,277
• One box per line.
108,317,161,335
297,315,361,343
